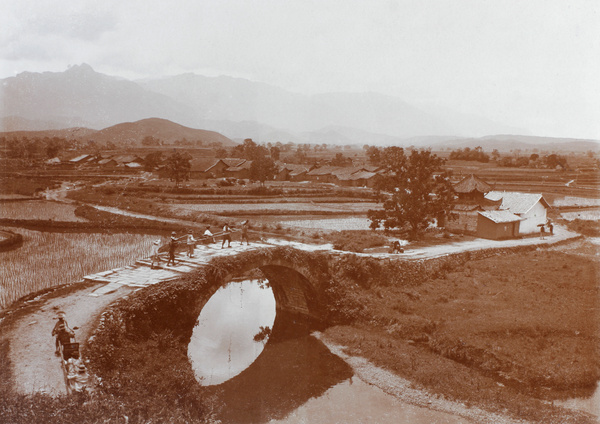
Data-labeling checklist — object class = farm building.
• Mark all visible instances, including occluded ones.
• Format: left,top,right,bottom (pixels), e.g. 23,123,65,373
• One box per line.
447,204,484,233
207,158,247,178
68,154,94,166
189,158,221,179
224,160,252,179
275,163,313,181
97,158,118,169
336,170,380,187
305,166,341,183
476,210,522,240
186,158,247,179
485,191,550,234
445,174,501,233
112,155,144,166
453,174,492,202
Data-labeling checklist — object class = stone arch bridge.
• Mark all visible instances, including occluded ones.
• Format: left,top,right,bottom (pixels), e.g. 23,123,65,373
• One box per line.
86,244,342,327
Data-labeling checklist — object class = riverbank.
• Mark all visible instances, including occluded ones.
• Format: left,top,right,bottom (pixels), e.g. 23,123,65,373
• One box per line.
316,333,522,424
320,238,599,424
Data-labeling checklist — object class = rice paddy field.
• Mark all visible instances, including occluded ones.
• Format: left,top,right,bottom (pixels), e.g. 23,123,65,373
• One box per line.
169,201,378,215
0,200,87,222
550,196,600,207
0,228,158,309
279,217,373,231
561,210,600,221
551,196,600,207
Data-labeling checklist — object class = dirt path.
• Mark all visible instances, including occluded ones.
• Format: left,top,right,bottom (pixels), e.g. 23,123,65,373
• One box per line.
85,204,580,259
4,283,134,395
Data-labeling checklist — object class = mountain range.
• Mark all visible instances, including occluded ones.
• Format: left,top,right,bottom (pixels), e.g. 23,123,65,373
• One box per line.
1,64,598,152
0,64,522,142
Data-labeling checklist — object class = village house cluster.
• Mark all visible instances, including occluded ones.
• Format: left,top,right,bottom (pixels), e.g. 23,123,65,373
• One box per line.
447,174,550,240
47,153,386,187
157,157,385,188
45,153,144,170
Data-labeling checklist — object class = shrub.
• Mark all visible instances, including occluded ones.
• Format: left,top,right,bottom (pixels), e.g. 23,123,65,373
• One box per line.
331,230,387,253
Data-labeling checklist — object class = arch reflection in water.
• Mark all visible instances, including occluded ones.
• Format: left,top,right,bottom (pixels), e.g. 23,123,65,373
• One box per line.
188,278,276,386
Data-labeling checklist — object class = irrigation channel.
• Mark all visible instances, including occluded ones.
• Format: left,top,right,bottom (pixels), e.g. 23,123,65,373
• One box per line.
188,278,469,424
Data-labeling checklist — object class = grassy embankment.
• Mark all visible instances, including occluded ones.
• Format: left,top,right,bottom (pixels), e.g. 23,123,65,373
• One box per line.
323,242,599,423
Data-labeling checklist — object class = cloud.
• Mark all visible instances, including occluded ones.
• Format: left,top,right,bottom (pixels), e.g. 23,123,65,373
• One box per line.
29,10,118,42
0,0,598,138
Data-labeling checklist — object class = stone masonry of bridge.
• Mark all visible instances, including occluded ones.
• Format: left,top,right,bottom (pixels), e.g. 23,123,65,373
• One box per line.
84,239,328,321
83,226,579,322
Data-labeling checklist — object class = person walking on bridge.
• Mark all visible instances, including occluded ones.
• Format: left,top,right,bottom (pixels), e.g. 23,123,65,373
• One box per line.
241,220,250,246
151,240,161,268
221,223,232,249
185,229,196,258
203,225,215,246
167,231,183,266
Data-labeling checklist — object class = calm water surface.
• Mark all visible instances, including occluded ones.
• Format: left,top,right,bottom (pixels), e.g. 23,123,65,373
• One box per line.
555,382,600,418
187,278,469,423
188,278,276,386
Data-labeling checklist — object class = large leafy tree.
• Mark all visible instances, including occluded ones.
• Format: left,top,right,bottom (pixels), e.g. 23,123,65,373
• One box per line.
231,138,269,160
144,151,163,171
368,147,454,238
164,151,192,187
249,156,277,185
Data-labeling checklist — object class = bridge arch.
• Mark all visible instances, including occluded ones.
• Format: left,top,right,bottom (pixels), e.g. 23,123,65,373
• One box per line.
200,247,331,326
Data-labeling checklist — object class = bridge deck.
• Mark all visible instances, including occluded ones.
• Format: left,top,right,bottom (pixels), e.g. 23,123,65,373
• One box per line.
84,226,579,297
85,241,277,296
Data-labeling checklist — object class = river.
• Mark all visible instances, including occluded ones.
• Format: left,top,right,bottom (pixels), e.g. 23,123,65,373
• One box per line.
188,278,469,424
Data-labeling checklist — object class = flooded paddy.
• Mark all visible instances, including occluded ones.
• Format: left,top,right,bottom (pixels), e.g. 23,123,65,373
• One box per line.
560,209,600,221
555,383,600,418
169,201,378,215
551,196,600,208
279,217,372,231
0,199,86,221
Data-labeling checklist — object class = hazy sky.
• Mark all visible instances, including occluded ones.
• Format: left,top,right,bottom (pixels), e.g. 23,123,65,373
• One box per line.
1,0,599,139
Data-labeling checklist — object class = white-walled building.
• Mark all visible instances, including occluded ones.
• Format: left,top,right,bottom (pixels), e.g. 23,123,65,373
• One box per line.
484,191,550,234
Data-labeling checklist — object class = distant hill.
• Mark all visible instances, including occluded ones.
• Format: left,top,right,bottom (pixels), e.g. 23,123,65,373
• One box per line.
90,118,235,147
0,116,83,132
0,126,98,140
141,74,464,138
0,118,235,148
430,134,600,153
